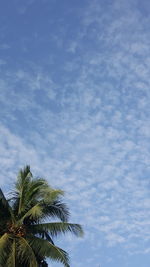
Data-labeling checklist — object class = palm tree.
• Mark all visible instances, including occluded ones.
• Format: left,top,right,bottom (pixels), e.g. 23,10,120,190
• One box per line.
0,166,83,267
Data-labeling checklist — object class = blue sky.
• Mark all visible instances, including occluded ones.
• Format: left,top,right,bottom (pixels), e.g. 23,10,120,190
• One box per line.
0,0,150,266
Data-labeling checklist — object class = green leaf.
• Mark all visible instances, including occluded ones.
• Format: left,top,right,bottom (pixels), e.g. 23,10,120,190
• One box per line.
6,240,16,267
30,222,84,238
43,201,70,222
15,166,32,215
17,237,38,267
28,236,70,267
20,203,43,222
42,189,65,203
0,233,12,266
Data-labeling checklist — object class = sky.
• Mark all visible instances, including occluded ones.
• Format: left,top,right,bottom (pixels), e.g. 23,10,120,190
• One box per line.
0,0,150,266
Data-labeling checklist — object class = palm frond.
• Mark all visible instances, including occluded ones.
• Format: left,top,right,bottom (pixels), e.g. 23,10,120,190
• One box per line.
25,180,64,206
6,240,16,267
20,203,44,223
12,179,47,218
29,222,84,238
41,188,65,203
16,166,32,190
17,237,38,267
21,200,70,223
43,201,70,222
25,178,48,202
1,166,84,267
0,233,12,266
15,166,32,215
28,236,70,267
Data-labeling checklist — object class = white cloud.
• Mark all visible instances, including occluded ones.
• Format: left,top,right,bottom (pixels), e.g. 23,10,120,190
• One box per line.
1,0,150,265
